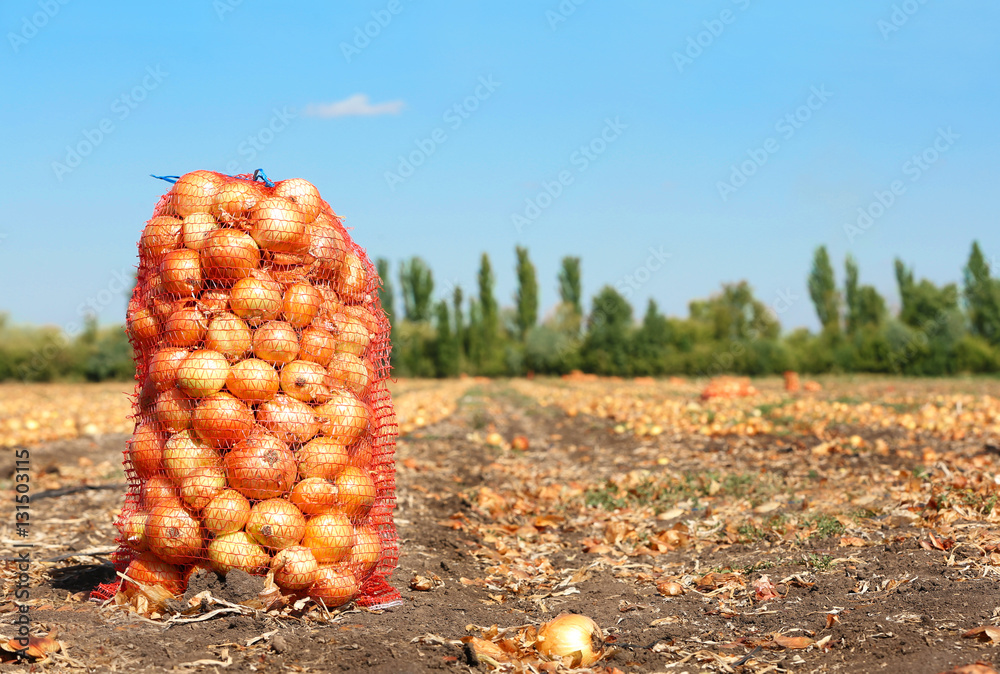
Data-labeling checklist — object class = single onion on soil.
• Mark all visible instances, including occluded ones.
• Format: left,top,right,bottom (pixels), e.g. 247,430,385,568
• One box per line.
302,512,355,564
146,505,203,565
282,281,322,328
205,313,251,360
154,388,194,433
253,320,300,365
191,392,255,447
181,212,219,251
226,358,280,403
161,248,202,296
257,394,318,444
314,389,369,445
247,499,307,550
176,349,230,398
297,436,350,480
290,477,339,516
230,276,283,324
271,545,319,591
334,466,376,520
326,351,369,396
207,531,270,575
128,422,165,478
535,614,605,667
346,525,381,579
202,489,251,536
280,360,331,403
224,431,297,500
124,552,184,595
200,228,261,282
309,565,358,608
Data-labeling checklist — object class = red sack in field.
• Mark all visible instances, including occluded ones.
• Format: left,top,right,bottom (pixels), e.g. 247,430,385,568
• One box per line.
93,170,400,610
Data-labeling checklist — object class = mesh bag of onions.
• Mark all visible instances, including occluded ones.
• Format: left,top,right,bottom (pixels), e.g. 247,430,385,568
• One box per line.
92,170,401,611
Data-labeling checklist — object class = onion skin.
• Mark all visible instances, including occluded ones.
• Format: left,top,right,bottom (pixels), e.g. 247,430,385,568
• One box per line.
296,436,350,480
162,429,223,484
148,347,190,392
201,228,261,282
226,358,280,403
170,170,222,217
128,422,165,478
328,311,371,357
163,306,207,348
224,431,297,500
121,510,150,552
212,179,262,222
181,212,219,251
307,215,345,280
154,388,194,433
336,251,368,304
346,525,381,579
205,313,252,360
309,565,358,608
326,351,369,396
176,349,230,398
124,552,184,596
314,389,369,445
302,512,355,564
282,281,322,328
273,178,323,222
191,392,255,448
161,248,202,296
249,197,309,254
247,499,307,550
127,307,160,344
257,394,319,445
179,465,227,510
280,360,331,403
298,326,338,367
271,545,319,591
231,276,283,324
140,475,183,510
290,477,340,516
140,216,183,260
334,466,376,520
208,531,270,575
146,505,203,565
198,287,231,315
535,614,605,667
253,321,300,365
202,488,251,536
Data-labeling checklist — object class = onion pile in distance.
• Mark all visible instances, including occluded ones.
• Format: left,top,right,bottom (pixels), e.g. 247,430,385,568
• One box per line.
121,170,392,609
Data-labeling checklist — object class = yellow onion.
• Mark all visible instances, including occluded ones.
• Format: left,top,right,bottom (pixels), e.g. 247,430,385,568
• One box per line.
212,179,262,222
197,287,230,314
535,614,605,667
140,216,183,260
328,312,371,357
280,360,331,403
207,531,270,575
200,228,261,282
128,422,165,478
230,276,283,323
247,499,307,550
257,393,318,444
181,212,219,250
163,429,223,483
249,197,309,253
150,290,187,324
140,475,183,510
342,304,381,338
307,214,346,280
179,465,227,510
349,437,374,469
224,431,297,500
202,488,251,536
191,392,255,447
148,347,190,391
271,545,319,591
303,513,355,565
176,349,230,398
346,525,381,580
297,436,350,480
146,505,203,565
163,306,207,348
336,251,368,303
309,565,358,608
327,352,369,396
124,552,184,595
290,477,339,516
204,312,251,360
273,178,323,222
226,358,280,403
334,466,376,520
314,389,369,445
120,510,150,552
298,326,338,367
161,248,202,296
127,306,160,344
170,170,222,217
154,388,194,433
282,281,322,328
253,320,300,364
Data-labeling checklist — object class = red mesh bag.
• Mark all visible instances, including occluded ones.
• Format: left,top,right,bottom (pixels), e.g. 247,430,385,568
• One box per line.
93,170,400,610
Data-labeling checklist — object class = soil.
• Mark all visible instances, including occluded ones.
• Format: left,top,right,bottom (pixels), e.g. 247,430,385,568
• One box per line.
1,380,998,673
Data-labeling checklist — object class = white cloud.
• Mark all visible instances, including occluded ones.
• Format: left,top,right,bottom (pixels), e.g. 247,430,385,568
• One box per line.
304,94,405,118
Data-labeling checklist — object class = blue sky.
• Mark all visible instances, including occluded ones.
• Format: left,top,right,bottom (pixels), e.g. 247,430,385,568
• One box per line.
2,1,998,333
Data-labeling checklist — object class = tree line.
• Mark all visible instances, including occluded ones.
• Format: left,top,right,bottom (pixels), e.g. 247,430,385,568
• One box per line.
1,241,998,382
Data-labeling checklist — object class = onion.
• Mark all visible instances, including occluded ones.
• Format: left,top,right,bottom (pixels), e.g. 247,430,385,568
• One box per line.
280,360,331,403
124,552,184,595
181,212,219,250
140,476,183,510
154,388,194,433
224,431,297,500
161,248,202,296
147,347,189,392
207,531,270,575
535,614,605,667
151,292,188,324
200,228,261,282
249,197,309,253
128,422,165,478
273,178,323,222
176,349,230,397
226,358,279,403
346,525,381,579
336,251,368,303
202,489,251,536
302,513,355,564
309,565,358,608
282,281,322,328
191,392,255,447
197,287,230,314
170,170,223,217
271,545,319,591
163,429,223,483
146,505,203,565
163,306,207,348
205,313,251,360
308,215,346,280
349,437,374,469
212,179,262,222
290,477,339,516
121,510,150,552
179,465,227,510
230,276,283,323
315,285,343,320
140,216,183,260
329,311,371,357
253,320,300,365
257,394,319,444
334,466,376,520
298,326,338,367
127,307,160,344
247,499,307,550
297,436,350,480
342,304,381,338
314,389,369,445
327,352,369,396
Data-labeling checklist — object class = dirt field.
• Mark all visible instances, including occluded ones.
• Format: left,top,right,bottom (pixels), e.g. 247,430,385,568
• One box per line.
2,377,1000,673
